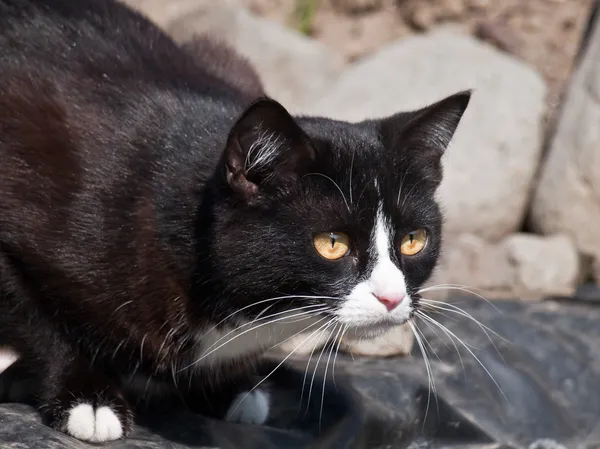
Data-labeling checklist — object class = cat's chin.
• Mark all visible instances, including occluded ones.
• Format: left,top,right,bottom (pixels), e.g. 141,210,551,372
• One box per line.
342,319,409,342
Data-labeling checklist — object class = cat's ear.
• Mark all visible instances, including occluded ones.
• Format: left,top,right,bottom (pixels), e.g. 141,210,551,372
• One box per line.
379,90,471,163
224,98,315,202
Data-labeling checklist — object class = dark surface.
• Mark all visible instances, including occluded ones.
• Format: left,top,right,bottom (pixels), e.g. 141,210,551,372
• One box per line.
2,294,600,449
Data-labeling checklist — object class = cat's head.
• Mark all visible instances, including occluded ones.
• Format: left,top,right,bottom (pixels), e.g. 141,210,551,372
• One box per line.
208,91,470,339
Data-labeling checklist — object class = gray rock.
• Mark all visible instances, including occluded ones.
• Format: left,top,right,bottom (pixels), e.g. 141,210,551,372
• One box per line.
433,232,580,300
503,233,580,300
433,233,516,299
301,29,547,241
530,15,600,282
162,3,345,110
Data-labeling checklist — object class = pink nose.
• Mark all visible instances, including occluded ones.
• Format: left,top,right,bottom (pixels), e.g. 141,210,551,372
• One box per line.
375,294,404,312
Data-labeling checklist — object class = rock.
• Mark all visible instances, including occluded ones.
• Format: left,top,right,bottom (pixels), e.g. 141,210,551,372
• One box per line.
434,234,516,299
330,0,383,15
407,5,436,31
530,14,600,282
119,0,225,29
437,0,466,20
161,3,345,111
403,0,465,30
466,0,490,10
433,233,580,300
475,20,521,55
300,29,547,241
503,234,580,300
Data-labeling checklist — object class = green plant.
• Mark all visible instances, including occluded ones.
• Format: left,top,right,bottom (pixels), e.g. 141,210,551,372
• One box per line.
295,0,319,36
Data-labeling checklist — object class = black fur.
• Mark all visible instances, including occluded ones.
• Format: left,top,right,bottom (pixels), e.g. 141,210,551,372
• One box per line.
0,0,470,440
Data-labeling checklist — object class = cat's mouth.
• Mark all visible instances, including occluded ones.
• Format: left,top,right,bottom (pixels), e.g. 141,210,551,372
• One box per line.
334,312,413,341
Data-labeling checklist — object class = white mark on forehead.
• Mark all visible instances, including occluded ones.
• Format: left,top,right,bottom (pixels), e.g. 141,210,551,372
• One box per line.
373,204,391,261
368,203,409,305
373,178,380,197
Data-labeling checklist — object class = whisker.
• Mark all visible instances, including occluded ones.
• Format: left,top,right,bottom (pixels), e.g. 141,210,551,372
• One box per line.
303,173,350,212
111,300,133,317
416,313,466,381
349,148,355,206
419,298,509,345
331,324,349,390
408,320,435,428
202,303,328,356
228,318,336,419
299,321,334,412
396,160,418,206
320,323,344,430
205,304,324,351
179,306,332,372
416,312,509,403
400,182,420,212
413,320,442,363
418,284,502,313
197,295,340,344
413,320,441,420
304,321,338,417
419,300,509,371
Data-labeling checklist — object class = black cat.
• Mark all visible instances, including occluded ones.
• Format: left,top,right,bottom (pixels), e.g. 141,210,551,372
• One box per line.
0,0,471,442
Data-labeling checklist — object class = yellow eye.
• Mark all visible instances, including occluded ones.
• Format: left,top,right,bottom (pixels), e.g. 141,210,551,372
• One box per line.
399,229,427,256
313,232,350,260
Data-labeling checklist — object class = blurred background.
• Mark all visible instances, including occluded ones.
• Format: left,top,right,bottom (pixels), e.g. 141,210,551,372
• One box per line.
122,0,597,303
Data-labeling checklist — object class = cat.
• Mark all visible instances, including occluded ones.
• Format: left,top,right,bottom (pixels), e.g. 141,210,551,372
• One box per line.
0,0,471,443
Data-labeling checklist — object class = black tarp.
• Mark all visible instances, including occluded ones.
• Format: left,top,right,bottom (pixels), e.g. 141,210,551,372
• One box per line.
2,293,600,449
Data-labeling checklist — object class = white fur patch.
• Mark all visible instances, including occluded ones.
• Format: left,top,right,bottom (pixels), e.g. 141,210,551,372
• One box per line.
194,311,321,367
225,389,270,425
0,347,19,374
336,204,412,332
66,403,123,442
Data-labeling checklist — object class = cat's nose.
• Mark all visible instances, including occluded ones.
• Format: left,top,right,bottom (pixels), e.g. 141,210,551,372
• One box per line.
375,293,404,312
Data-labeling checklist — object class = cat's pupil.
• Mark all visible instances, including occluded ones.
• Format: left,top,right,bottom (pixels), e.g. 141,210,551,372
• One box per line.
409,233,415,243
330,234,336,248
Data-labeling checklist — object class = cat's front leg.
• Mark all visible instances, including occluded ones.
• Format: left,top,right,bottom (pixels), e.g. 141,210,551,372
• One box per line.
37,356,134,443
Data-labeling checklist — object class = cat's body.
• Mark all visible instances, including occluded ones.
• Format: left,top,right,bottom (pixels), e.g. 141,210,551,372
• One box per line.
0,0,470,443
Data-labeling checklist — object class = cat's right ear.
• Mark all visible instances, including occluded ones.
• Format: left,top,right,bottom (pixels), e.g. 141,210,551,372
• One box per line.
224,98,315,203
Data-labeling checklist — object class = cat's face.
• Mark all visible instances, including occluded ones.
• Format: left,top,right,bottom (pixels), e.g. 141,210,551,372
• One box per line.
209,92,470,339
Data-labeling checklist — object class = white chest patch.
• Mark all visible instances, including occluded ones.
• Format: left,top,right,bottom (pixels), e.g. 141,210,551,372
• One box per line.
0,347,19,374
193,311,323,367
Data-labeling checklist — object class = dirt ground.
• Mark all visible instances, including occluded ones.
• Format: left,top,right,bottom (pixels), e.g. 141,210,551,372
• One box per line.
240,0,594,121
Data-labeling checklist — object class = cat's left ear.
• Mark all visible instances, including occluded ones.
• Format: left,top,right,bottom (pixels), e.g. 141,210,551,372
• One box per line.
378,90,471,172
224,98,315,203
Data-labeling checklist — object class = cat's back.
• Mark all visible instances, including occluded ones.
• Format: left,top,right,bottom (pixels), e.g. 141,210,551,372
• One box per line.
0,0,262,242
0,0,261,96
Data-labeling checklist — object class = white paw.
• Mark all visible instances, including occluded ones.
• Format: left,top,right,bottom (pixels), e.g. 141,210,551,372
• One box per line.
66,403,123,442
224,389,270,425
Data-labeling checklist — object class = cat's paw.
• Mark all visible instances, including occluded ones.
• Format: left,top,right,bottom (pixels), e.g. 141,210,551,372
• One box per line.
65,402,124,442
43,396,133,443
224,389,270,425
